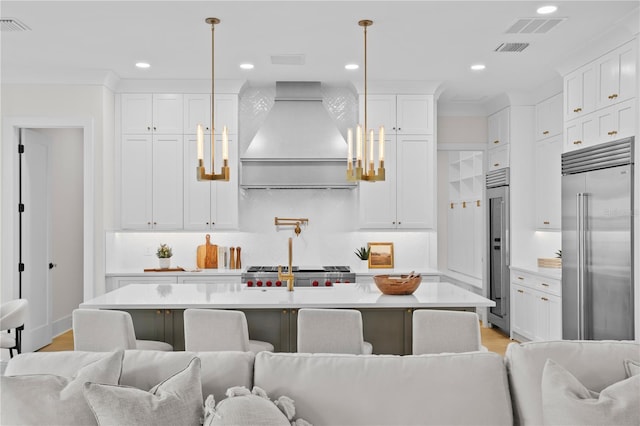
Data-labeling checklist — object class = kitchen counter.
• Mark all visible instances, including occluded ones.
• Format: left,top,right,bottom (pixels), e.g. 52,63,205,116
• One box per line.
81,281,494,310
510,265,562,280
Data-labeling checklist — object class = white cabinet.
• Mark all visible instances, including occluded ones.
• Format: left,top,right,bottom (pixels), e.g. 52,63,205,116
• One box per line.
535,93,563,140
564,99,636,151
183,134,238,230
535,137,562,230
487,145,509,172
359,94,433,135
120,134,184,230
595,41,637,110
510,269,562,342
121,94,184,134
183,94,239,135
488,108,510,147
564,64,596,121
359,136,434,229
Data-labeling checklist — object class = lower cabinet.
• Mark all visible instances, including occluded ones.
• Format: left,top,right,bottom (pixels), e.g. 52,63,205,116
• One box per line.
510,270,562,342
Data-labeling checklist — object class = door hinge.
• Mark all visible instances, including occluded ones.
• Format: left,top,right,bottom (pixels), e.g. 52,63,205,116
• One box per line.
18,203,25,213
18,144,24,154
18,263,25,272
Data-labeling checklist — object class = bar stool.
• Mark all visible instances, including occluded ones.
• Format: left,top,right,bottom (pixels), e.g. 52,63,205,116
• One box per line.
73,309,173,351
183,309,274,353
1,299,29,358
297,308,373,354
412,310,487,354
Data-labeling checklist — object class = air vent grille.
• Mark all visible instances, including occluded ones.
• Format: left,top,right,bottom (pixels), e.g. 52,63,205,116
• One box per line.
506,17,566,34
486,168,510,188
0,18,30,31
494,42,529,53
270,54,306,66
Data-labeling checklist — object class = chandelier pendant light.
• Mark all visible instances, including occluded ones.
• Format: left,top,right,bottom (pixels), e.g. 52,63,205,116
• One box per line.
347,19,385,182
197,17,229,181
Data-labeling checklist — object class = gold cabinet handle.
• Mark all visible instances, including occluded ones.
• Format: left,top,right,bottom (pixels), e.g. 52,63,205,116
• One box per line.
493,163,499,167
450,202,454,209
541,283,550,287
543,221,550,225
517,276,524,280
573,140,582,145
573,107,582,113
493,140,500,144
476,200,481,207
608,93,618,99
517,289,524,293
541,297,549,301
542,130,549,135
607,130,618,136
462,201,467,208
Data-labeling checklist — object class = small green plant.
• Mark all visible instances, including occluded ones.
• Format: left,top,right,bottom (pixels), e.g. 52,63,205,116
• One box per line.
354,246,370,260
555,249,562,259
156,243,173,258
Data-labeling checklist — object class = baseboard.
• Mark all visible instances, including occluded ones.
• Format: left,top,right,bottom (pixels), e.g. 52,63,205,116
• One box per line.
52,314,72,338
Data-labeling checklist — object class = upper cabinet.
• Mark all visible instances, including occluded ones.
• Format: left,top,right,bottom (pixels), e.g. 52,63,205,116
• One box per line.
595,41,637,109
121,94,184,134
183,94,239,135
535,93,563,140
359,94,434,135
564,64,596,121
358,93,435,229
487,107,510,148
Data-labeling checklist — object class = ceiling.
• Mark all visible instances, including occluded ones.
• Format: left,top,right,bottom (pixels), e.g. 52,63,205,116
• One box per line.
1,1,638,107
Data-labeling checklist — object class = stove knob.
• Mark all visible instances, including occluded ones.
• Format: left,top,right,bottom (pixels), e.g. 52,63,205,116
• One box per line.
335,279,341,283
344,279,351,283
266,280,273,287
275,280,282,287
312,280,319,287
257,280,263,287
247,280,253,287
325,280,332,286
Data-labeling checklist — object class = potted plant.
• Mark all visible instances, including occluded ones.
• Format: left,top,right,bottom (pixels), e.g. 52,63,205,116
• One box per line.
157,243,173,269
354,246,370,269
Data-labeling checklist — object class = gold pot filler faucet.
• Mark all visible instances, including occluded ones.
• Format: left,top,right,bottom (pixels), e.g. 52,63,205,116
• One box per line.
275,217,308,291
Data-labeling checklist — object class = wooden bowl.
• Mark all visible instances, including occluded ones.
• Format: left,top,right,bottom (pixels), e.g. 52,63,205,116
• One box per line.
373,274,422,295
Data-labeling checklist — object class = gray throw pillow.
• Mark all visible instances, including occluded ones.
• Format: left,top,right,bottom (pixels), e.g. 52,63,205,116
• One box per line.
1,350,124,426
83,356,203,426
542,358,640,426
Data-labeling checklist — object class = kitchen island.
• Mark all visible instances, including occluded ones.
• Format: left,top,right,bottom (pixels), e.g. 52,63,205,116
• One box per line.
80,282,494,354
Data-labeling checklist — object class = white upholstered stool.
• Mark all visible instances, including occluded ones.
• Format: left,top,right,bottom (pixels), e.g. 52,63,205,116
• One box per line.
297,308,373,354
1,299,29,358
412,309,487,354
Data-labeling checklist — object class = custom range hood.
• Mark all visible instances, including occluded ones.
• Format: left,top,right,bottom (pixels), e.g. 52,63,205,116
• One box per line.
241,81,355,188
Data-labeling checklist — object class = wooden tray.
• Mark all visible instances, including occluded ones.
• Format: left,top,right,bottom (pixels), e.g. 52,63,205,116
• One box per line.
144,267,185,272
537,258,562,268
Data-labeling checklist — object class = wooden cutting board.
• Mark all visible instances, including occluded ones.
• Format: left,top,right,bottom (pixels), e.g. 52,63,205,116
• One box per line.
197,234,218,269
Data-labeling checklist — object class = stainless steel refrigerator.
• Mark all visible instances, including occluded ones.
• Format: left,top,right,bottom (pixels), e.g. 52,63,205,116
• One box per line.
486,168,510,334
561,137,634,340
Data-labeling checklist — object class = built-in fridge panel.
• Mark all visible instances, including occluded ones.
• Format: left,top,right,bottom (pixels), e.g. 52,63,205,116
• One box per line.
486,168,510,334
561,137,634,340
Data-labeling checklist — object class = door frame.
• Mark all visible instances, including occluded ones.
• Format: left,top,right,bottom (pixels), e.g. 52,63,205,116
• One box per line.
1,117,95,306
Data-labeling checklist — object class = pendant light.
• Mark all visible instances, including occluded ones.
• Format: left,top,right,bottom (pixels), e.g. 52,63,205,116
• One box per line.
347,19,385,182
196,17,229,181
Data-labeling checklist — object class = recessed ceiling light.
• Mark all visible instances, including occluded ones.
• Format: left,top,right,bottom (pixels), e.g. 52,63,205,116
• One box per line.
537,5,558,14
470,64,486,71
240,63,254,70
135,62,150,69
345,63,359,70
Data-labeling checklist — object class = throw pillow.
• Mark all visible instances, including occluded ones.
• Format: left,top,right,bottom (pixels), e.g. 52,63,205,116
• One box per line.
83,356,203,426
204,386,311,426
624,359,640,377
0,350,124,426
542,358,640,426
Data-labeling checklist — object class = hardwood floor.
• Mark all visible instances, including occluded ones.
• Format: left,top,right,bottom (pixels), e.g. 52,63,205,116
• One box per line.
40,324,514,355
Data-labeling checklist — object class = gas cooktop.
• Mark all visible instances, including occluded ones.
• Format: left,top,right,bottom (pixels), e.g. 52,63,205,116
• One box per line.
245,266,351,273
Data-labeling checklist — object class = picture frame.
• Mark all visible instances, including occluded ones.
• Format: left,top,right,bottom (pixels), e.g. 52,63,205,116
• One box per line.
368,242,394,269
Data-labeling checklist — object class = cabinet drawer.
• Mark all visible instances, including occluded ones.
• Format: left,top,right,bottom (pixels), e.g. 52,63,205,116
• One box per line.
511,270,561,296
488,145,509,171
535,277,561,297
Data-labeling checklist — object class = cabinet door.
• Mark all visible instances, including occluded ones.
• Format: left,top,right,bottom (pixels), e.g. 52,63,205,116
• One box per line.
214,94,239,135
183,134,213,230
152,135,184,229
121,94,153,134
534,292,562,341
488,108,509,147
360,95,396,132
564,65,596,120
184,94,211,134
596,42,637,109
535,137,562,230
536,93,562,139
121,135,153,229
511,283,534,340
547,294,562,340
358,136,396,228
487,145,509,171
396,135,434,229
396,95,433,134
152,94,183,134
447,204,464,273
564,114,598,152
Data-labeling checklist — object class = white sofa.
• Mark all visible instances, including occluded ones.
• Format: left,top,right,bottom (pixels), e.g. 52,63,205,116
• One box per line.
2,340,638,425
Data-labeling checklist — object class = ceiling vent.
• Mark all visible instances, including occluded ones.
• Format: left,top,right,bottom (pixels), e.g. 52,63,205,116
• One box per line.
0,18,30,31
494,42,530,53
270,54,306,65
506,17,566,34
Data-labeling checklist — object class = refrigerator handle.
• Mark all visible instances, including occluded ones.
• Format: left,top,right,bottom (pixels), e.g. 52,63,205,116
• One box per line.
577,193,586,340
503,198,510,267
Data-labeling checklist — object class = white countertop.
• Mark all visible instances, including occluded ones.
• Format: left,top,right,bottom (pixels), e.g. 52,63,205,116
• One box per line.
510,265,562,280
106,268,442,277
81,281,495,310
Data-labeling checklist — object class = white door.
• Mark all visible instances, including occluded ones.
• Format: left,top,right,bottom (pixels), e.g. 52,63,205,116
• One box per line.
21,129,53,351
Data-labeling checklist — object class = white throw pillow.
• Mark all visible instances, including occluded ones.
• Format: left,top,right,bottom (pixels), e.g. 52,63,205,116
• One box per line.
83,356,203,426
0,350,124,426
204,386,311,426
624,359,640,377
542,359,640,426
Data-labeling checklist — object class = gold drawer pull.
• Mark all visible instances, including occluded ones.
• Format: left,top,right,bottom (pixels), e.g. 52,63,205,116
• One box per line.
450,202,454,209
573,140,582,145
493,163,499,167
573,107,582,113
517,289,524,294
607,131,618,136
476,200,481,207
542,130,549,135
608,93,618,99
518,276,524,280
541,283,550,287
462,201,467,208
541,297,549,301
543,221,550,225
493,140,500,144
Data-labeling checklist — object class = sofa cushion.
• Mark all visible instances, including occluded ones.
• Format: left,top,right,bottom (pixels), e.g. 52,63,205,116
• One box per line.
541,359,640,426
254,351,512,426
1,350,123,426
4,350,111,376
84,357,203,426
625,359,640,377
504,340,640,426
